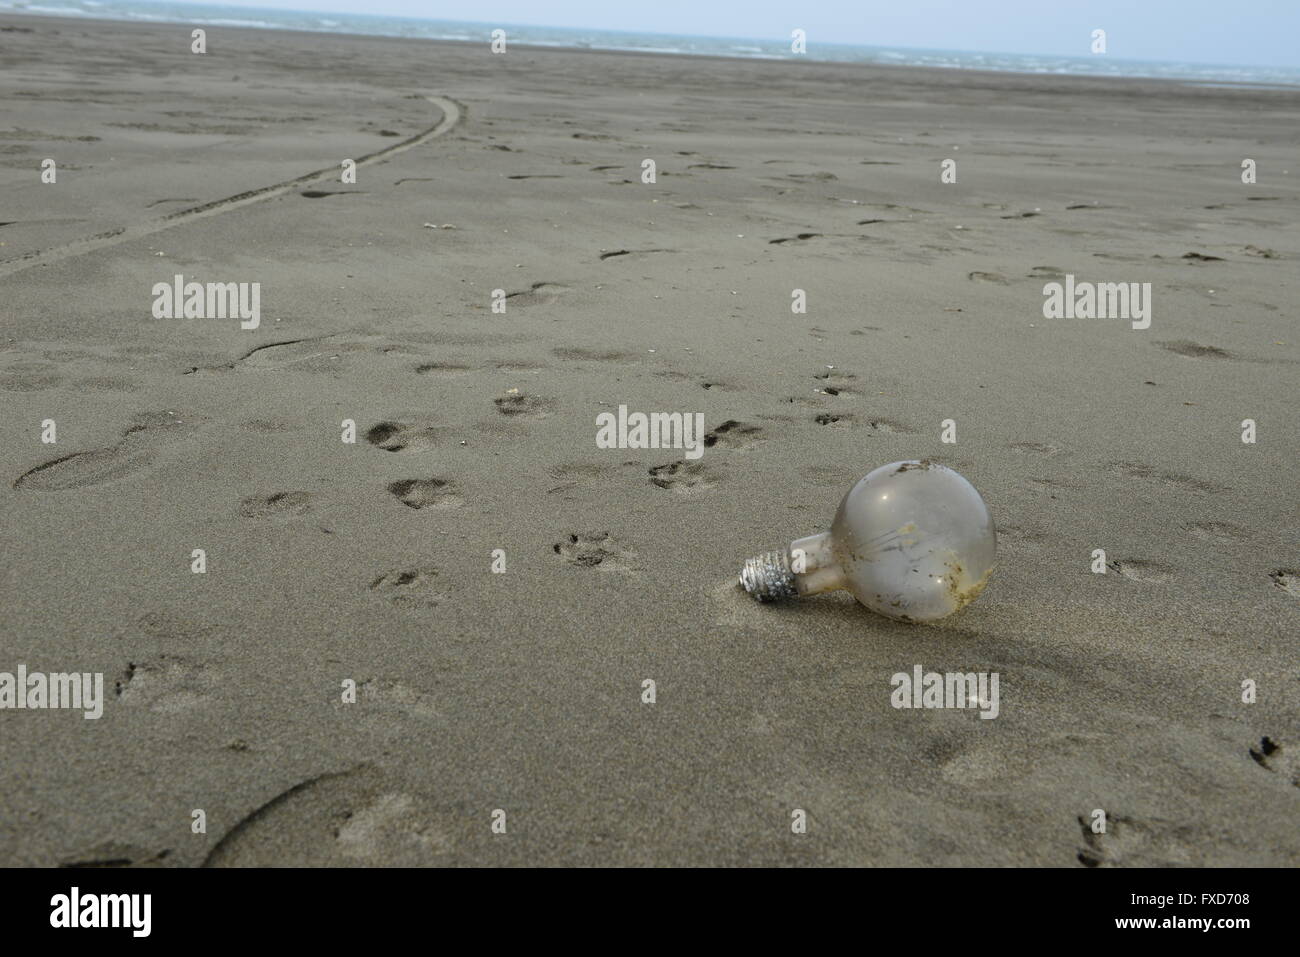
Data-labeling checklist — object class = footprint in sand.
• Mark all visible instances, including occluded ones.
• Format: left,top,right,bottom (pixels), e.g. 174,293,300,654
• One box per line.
545,463,623,496
13,410,198,492
505,282,569,306
553,532,636,570
652,370,736,391
1106,461,1228,494
1157,340,1233,360
813,412,853,427
365,421,441,453
1243,245,1279,259
783,394,830,409
810,373,852,395
494,393,555,418
812,368,858,392
1106,558,1175,583
1249,736,1299,786
1009,441,1065,456
784,171,837,182
413,361,474,377
238,490,316,520
115,655,220,714
865,418,917,434
387,478,461,510
598,248,675,261
547,462,614,485
203,766,454,867
553,346,638,363
13,447,153,492
1269,570,1300,599
648,460,723,493
491,358,549,371
1029,476,1078,490
1077,813,1203,867
1184,521,1250,543
704,420,764,450
369,567,443,608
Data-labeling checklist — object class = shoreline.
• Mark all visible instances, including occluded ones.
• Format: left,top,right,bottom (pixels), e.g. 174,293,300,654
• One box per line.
5,10,1300,95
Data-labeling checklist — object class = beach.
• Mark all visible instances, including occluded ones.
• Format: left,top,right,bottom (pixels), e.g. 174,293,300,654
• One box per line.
0,12,1296,866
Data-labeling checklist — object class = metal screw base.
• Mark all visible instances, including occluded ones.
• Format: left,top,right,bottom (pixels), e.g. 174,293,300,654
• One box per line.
739,549,798,602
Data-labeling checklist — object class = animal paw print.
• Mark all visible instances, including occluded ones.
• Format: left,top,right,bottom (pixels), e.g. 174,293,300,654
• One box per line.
813,367,857,390
1076,813,1201,867
115,655,219,714
866,418,915,434
648,460,722,493
1269,570,1300,599
704,420,763,449
369,567,442,608
366,421,440,453
388,478,460,509
494,392,555,417
813,412,851,427
553,532,635,570
1249,737,1299,787
238,490,316,519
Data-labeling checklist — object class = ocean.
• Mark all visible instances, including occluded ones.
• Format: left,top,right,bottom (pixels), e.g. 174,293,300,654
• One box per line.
4,0,1300,88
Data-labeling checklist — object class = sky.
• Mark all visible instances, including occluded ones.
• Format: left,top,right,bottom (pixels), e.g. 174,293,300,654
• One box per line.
162,1,1300,68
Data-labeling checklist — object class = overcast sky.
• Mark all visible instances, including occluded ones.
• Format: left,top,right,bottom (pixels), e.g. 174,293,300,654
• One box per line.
164,1,1300,68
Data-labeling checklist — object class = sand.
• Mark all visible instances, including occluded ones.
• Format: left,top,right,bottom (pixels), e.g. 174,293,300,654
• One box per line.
0,13,1296,867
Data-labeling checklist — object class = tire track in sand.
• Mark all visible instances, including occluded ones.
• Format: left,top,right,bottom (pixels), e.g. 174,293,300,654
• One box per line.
0,95,464,278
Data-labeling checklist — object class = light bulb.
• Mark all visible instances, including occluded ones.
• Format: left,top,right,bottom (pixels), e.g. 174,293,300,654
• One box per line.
739,460,996,622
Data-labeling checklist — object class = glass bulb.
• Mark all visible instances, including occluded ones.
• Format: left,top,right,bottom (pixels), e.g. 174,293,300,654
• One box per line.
740,460,996,622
